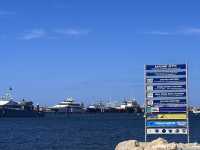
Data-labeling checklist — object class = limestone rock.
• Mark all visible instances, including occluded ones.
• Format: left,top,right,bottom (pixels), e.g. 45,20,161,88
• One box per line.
115,138,200,150
115,140,141,150
147,143,177,150
146,138,168,149
150,138,168,145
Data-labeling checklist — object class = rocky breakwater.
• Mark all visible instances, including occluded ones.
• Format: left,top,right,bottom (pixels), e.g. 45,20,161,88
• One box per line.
115,138,200,150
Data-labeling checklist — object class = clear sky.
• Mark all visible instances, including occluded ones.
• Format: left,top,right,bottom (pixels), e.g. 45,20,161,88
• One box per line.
0,0,200,106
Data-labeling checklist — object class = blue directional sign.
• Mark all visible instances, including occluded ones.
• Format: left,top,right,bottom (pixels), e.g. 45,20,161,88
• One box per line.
159,107,187,112
145,64,186,70
148,106,187,113
146,121,187,128
153,85,186,90
153,99,186,105
151,104,186,108
147,78,186,84
153,92,186,98
146,71,186,76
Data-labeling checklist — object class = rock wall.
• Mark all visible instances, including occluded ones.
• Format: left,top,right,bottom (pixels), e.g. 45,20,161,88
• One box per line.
115,138,200,150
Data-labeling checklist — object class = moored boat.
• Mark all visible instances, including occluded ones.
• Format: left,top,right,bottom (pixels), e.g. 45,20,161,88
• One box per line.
49,97,84,113
0,88,44,117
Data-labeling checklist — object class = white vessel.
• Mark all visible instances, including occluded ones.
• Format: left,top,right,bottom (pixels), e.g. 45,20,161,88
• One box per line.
50,97,84,113
115,99,141,112
0,87,44,117
192,107,200,114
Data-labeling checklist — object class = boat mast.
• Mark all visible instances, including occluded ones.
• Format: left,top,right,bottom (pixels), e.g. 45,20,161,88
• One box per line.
5,87,13,101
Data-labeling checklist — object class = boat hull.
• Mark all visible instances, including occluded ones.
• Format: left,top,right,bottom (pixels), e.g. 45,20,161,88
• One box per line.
0,109,44,117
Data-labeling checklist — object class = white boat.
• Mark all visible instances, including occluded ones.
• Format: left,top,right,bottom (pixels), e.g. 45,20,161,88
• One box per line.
0,87,44,117
50,97,84,113
192,107,200,114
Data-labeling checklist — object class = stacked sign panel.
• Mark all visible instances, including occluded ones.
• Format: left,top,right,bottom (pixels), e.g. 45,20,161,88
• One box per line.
145,64,188,136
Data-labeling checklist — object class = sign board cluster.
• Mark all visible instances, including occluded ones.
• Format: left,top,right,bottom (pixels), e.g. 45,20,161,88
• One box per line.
144,64,189,141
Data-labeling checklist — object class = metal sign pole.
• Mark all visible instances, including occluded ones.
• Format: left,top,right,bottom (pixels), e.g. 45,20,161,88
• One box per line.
186,64,190,143
144,65,147,142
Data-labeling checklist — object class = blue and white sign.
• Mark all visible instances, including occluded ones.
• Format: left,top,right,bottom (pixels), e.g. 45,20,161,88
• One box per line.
149,106,187,113
153,99,186,105
159,107,187,112
145,64,189,140
145,64,186,70
146,71,186,76
149,103,186,108
153,85,186,91
153,92,186,98
146,121,187,128
147,78,186,84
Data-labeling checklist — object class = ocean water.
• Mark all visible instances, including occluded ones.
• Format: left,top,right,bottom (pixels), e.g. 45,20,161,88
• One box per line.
0,113,199,150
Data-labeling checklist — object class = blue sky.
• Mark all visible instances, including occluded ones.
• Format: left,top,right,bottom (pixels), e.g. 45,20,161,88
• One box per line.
0,0,200,106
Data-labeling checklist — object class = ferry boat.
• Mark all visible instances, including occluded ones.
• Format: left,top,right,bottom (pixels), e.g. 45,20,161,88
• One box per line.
50,97,84,113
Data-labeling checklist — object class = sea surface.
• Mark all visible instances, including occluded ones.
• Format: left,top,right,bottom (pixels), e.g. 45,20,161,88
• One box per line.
0,113,199,150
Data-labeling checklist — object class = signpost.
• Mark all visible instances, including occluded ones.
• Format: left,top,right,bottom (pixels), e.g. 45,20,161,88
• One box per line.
144,64,189,143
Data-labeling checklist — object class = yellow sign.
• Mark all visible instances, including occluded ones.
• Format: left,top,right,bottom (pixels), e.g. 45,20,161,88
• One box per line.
147,114,186,120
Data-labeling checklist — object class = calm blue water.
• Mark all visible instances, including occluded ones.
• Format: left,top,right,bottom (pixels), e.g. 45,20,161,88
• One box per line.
0,113,199,150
